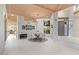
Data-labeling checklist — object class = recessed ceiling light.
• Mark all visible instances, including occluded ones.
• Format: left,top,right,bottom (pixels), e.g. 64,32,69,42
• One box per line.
11,14,14,16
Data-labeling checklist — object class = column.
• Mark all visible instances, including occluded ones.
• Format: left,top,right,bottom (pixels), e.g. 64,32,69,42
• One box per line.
50,12,58,40
17,16,25,39
0,4,6,54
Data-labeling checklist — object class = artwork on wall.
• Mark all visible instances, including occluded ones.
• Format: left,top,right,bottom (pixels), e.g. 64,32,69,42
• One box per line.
44,27,50,34
44,20,50,26
43,20,50,34
22,25,35,30
22,25,26,29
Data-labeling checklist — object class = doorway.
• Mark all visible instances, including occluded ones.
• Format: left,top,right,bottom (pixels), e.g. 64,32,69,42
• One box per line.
58,17,69,36
5,14,17,41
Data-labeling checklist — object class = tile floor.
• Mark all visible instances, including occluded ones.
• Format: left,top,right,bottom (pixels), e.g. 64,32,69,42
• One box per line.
2,34,79,55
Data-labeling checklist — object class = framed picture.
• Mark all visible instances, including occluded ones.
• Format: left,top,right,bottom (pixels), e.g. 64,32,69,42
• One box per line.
43,20,50,34
44,20,50,26
44,27,50,34
22,25,35,30
22,25,26,29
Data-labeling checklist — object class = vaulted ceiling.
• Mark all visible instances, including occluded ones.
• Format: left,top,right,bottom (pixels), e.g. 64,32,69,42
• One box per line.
6,4,73,22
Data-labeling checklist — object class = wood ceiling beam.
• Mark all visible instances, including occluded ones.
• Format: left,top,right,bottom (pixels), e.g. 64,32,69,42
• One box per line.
34,4,54,12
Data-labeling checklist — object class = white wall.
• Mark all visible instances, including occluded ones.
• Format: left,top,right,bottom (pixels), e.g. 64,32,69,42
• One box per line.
0,4,6,54
49,7,73,40
50,12,58,40
36,18,44,33
17,16,25,39
7,20,16,36
57,5,79,38
58,6,74,36
17,16,37,39
7,20,16,30
72,15,79,37
72,5,79,37
25,21,37,38
36,18,51,37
